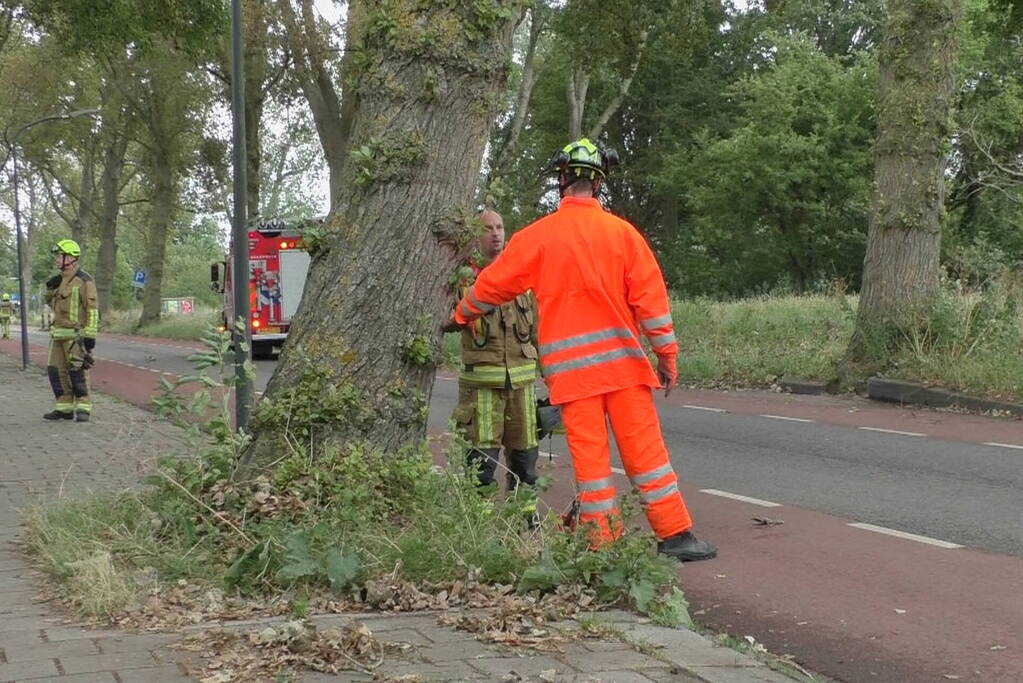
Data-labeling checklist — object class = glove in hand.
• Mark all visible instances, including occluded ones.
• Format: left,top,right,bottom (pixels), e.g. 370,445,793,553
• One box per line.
656,355,678,398
82,337,96,352
45,275,62,290
440,316,463,333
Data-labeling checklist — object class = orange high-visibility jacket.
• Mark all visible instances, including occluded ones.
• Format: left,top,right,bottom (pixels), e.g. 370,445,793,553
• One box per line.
454,196,678,404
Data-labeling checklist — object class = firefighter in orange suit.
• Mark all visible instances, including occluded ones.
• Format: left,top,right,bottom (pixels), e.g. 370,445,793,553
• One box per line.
445,139,716,562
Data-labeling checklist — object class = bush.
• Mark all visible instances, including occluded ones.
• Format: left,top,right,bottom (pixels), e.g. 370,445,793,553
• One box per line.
104,306,218,340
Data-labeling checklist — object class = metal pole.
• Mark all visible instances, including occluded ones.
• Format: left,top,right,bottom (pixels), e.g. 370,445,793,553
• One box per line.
11,143,30,370
230,0,253,431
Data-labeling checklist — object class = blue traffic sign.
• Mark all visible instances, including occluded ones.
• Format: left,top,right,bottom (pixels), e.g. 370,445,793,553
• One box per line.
132,268,147,288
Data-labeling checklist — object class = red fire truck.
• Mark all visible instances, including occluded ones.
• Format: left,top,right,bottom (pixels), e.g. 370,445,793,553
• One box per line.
211,218,312,359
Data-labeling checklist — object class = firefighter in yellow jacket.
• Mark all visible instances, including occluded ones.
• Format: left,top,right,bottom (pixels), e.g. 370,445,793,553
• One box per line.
0,294,12,339
452,211,541,493
44,239,99,422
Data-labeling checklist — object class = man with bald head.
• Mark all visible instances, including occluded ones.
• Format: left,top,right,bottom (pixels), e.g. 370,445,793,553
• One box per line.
451,210,542,505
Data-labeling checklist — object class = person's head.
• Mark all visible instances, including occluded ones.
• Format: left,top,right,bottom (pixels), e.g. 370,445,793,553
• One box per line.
477,210,505,260
552,138,619,198
51,239,81,271
1,294,9,301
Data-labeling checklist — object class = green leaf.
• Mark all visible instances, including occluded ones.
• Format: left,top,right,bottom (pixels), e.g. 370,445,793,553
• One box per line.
224,540,271,587
628,578,657,611
323,547,361,591
278,530,321,580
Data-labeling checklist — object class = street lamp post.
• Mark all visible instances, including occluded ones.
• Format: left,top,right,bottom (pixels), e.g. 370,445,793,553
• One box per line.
8,108,99,370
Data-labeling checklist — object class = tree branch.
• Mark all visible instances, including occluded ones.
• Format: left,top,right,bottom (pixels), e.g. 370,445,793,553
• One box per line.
588,28,649,140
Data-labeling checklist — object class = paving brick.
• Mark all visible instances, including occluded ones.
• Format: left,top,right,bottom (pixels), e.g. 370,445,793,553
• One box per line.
93,633,179,654
470,653,575,677
376,660,485,680
0,616,54,633
684,666,795,683
43,627,124,642
4,638,100,663
416,639,495,663
373,628,433,648
554,644,671,674
620,625,758,669
58,652,158,675
0,658,60,681
18,673,116,683
115,665,190,682
569,672,657,683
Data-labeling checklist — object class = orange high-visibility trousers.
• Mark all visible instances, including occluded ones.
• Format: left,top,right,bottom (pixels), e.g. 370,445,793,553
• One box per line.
561,384,692,544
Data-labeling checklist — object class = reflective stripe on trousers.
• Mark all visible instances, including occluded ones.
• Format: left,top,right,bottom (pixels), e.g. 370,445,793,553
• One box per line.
561,384,692,545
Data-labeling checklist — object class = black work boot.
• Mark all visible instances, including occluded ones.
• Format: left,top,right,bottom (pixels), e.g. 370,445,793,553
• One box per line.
658,530,718,562
74,411,90,423
43,410,74,421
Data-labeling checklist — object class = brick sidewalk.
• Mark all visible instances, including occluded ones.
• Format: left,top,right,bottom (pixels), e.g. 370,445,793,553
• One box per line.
0,352,794,683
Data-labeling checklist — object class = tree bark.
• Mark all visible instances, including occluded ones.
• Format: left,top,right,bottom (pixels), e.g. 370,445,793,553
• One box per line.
138,152,173,327
844,0,961,367
587,28,647,140
241,1,523,473
567,67,589,139
95,129,128,321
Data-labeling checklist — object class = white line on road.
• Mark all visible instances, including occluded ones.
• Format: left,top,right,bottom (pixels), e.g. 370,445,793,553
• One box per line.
983,442,1023,450
858,427,925,437
760,414,814,423
848,522,963,549
539,450,559,460
682,404,727,413
699,488,781,508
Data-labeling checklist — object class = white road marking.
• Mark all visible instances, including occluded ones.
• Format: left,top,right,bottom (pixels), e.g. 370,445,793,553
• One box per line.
983,442,1023,450
682,404,727,413
699,488,781,508
848,522,963,549
539,450,559,459
858,427,925,437
760,414,814,423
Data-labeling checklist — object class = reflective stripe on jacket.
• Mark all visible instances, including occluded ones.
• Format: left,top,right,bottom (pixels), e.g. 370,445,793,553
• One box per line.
453,196,677,404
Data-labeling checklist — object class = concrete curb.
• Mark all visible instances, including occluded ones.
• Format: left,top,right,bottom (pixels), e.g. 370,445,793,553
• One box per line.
777,378,829,396
866,377,1023,417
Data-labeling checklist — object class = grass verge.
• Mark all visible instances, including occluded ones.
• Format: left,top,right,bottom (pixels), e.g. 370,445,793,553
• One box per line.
103,307,218,341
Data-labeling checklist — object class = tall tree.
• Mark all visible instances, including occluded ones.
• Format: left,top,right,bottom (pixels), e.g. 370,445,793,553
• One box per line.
241,1,526,470
845,0,963,369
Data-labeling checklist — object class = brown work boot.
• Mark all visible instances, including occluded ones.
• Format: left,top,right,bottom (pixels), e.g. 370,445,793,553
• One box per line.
657,530,717,562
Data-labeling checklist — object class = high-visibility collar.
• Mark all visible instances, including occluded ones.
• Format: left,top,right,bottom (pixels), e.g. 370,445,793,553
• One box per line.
558,196,602,211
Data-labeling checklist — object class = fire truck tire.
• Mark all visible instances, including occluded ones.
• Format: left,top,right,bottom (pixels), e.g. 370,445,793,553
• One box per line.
252,341,275,360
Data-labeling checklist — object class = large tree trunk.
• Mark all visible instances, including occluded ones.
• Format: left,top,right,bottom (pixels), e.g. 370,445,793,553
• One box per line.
241,1,523,473
138,153,174,327
844,0,961,368
95,131,128,321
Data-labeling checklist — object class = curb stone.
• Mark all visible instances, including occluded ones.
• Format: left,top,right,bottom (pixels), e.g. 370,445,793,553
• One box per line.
776,378,829,396
866,377,1023,417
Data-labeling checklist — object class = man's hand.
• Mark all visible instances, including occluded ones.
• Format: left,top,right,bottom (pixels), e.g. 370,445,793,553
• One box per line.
656,355,678,398
440,315,463,333
82,337,96,352
82,352,95,370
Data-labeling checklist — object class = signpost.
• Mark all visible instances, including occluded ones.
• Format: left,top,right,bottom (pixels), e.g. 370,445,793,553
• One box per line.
131,269,147,288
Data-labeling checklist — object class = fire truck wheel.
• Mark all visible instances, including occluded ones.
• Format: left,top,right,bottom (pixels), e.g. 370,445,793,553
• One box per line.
252,342,275,360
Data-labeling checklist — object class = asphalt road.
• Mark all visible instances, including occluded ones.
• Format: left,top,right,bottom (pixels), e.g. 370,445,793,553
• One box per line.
6,327,1023,681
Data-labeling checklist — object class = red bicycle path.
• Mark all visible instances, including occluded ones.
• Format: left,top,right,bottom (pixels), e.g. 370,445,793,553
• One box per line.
3,334,1021,682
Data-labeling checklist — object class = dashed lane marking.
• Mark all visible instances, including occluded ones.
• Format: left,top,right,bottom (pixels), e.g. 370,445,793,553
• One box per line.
682,404,727,413
983,442,1023,450
760,414,814,423
858,427,925,437
699,488,781,508
848,522,963,549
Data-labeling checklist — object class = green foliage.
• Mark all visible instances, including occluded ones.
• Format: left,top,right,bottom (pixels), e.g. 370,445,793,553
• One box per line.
668,33,876,296
26,333,692,627
349,132,428,187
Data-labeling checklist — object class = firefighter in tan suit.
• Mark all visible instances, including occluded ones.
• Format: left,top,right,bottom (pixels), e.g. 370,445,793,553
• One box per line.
452,211,541,493
44,240,99,422
0,294,12,339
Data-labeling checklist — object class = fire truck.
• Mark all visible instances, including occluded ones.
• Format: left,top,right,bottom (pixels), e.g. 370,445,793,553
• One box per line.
211,218,312,359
